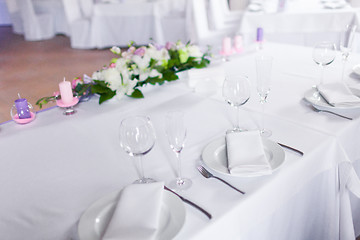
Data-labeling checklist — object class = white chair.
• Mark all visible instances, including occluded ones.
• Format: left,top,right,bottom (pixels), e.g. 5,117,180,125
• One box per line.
187,0,235,47
5,0,23,34
62,0,93,49
79,0,94,18
228,0,249,11
208,0,243,32
16,0,55,41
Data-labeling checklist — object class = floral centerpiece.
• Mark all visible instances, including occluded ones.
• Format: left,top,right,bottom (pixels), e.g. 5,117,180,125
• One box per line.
36,41,210,108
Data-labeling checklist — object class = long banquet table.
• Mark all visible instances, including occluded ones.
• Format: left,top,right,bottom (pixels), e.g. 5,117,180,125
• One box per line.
1,42,360,240
238,0,359,47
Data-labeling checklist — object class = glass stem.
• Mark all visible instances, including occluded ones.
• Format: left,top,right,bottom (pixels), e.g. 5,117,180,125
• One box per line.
175,151,184,184
320,65,324,85
341,59,347,82
261,101,265,132
136,155,145,180
235,106,240,130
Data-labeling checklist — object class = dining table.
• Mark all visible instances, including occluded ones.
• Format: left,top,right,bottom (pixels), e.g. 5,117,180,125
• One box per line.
90,0,187,48
1,42,360,240
238,0,359,47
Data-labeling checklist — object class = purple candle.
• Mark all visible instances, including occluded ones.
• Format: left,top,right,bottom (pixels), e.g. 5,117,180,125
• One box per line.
256,27,263,42
15,98,31,119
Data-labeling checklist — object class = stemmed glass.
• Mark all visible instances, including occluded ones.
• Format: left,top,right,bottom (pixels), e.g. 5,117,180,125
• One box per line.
119,115,156,184
340,24,357,82
312,42,336,100
256,55,273,137
222,75,251,132
165,111,192,191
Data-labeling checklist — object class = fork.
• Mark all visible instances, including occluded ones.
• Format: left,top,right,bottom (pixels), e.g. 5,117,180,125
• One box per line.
197,165,245,194
311,106,353,120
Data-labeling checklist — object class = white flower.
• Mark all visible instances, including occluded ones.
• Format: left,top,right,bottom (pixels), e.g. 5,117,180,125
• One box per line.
132,54,151,70
149,69,161,78
92,71,104,81
103,68,122,91
110,46,121,55
187,45,203,58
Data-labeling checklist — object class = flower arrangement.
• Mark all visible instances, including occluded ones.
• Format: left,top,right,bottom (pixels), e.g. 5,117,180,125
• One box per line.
36,41,210,108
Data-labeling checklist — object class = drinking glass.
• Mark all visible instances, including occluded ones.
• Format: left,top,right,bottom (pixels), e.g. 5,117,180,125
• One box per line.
256,55,273,137
119,116,156,184
222,75,251,132
312,42,336,100
165,111,192,191
340,24,357,82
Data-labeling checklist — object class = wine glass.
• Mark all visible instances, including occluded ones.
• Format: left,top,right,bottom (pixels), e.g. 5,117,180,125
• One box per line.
165,111,192,191
312,42,336,100
340,24,357,82
222,75,251,132
256,55,273,137
119,115,156,184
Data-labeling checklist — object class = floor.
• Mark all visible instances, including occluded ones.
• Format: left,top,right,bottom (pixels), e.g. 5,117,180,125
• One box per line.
0,26,114,123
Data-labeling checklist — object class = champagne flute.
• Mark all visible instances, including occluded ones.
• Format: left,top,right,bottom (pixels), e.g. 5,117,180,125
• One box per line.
256,55,273,137
222,75,251,132
340,24,357,82
165,111,192,191
119,115,156,184
312,42,336,100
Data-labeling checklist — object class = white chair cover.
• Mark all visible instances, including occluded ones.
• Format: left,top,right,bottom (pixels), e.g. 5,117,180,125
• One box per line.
208,0,243,31
16,0,55,41
228,0,249,10
5,0,23,34
79,0,94,18
62,0,93,49
187,0,235,47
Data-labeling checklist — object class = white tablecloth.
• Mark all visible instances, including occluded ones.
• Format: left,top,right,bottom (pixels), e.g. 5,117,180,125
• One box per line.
1,43,360,239
238,0,358,47
91,0,187,48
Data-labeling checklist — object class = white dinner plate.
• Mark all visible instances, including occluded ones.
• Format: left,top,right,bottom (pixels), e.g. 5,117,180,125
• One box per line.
352,64,360,76
201,137,285,178
248,3,263,12
304,88,360,114
78,189,185,240
323,1,346,9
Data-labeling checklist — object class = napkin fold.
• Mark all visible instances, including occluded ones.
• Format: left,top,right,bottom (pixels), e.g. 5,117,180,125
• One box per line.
226,130,271,176
102,182,164,240
317,83,360,107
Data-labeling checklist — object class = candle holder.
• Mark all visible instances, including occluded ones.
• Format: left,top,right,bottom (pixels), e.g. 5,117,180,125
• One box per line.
56,97,79,115
219,50,234,62
10,102,36,124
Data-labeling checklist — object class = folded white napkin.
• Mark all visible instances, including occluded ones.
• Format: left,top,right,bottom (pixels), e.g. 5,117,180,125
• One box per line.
226,130,271,176
102,182,164,240
317,83,360,107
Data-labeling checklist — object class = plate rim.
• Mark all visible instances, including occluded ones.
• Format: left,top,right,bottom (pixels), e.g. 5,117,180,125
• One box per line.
201,136,285,178
77,188,186,240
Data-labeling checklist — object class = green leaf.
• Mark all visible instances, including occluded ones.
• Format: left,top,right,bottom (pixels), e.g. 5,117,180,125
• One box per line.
129,89,144,98
91,81,111,94
162,70,179,81
99,91,116,104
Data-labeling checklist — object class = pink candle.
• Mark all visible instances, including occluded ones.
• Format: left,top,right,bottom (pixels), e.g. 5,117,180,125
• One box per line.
59,79,73,104
222,37,232,55
234,35,243,53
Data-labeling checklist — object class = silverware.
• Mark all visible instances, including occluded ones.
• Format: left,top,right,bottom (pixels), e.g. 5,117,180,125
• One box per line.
164,186,212,220
197,165,245,194
312,107,353,120
277,142,304,156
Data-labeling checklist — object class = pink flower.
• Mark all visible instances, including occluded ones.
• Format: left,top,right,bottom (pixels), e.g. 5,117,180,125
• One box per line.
109,63,116,68
134,47,146,56
165,42,175,50
53,91,60,97
72,77,83,89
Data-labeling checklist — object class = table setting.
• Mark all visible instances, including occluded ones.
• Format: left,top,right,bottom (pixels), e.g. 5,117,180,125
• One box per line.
2,36,360,240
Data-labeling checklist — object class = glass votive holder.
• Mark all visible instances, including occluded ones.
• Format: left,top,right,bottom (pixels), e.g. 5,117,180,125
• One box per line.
10,101,36,124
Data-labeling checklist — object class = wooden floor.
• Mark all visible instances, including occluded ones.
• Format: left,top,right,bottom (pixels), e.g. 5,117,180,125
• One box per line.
0,26,114,123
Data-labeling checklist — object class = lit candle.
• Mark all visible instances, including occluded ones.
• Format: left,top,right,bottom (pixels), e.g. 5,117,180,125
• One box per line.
222,37,232,55
15,98,31,119
59,78,73,104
